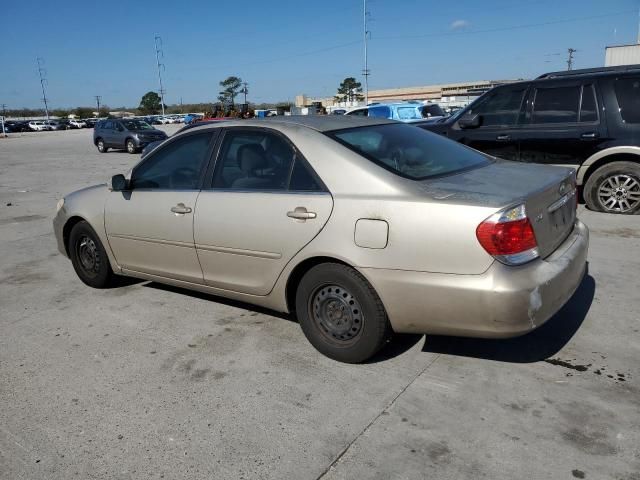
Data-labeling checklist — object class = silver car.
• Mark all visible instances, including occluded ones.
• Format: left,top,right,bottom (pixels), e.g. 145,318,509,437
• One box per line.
53,116,588,363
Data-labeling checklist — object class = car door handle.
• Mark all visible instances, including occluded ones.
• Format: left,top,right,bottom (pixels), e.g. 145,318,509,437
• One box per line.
287,207,317,220
171,203,192,214
581,132,599,140
496,134,511,141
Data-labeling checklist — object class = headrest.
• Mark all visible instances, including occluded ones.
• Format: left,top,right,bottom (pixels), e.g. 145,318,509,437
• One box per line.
237,144,267,173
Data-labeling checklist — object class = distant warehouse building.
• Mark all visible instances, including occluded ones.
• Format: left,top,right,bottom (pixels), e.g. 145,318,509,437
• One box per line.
297,79,522,110
605,44,640,66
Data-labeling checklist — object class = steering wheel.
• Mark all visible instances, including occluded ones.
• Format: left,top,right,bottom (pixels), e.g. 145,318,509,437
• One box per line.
170,167,198,189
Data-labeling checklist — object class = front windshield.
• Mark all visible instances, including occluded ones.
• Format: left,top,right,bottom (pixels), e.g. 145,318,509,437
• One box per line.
329,123,490,180
123,120,153,130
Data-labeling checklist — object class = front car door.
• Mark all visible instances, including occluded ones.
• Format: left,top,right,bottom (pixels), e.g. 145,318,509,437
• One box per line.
105,130,217,283
518,81,608,167
194,127,333,295
451,84,529,160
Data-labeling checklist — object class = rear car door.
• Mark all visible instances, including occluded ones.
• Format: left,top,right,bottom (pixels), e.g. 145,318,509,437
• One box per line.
105,130,217,282
194,127,333,295
452,84,529,160
518,81,608,167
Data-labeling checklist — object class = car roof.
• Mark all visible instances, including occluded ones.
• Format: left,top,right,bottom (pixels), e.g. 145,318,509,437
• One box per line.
258,115,395,131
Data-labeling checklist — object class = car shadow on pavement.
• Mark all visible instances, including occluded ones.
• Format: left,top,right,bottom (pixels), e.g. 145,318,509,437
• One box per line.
144,282,295,322
420,272,596,363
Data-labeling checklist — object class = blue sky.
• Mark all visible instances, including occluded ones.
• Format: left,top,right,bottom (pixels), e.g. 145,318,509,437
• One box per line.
1,0,639,109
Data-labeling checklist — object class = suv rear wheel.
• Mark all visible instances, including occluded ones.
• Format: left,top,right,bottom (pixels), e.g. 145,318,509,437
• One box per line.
584,161,640,214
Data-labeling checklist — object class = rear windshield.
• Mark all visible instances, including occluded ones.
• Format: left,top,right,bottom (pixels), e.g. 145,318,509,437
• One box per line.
328,123,490,180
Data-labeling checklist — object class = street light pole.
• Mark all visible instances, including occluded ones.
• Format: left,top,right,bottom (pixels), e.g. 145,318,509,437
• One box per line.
362,0,370,105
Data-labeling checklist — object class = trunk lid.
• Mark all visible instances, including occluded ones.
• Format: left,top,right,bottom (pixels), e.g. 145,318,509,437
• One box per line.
416,160,577,258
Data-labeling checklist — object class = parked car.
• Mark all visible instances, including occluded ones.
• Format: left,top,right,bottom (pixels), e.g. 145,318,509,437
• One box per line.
83,118,98,128
346,102,445,122
28,121,48,131
416,65,640,214
93,118,168,153
55,116,588,363
69,119,87,129
7,121,31,132
44,120,69,131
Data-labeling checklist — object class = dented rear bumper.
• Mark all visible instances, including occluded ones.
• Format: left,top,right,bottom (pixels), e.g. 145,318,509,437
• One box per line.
361,220,589,337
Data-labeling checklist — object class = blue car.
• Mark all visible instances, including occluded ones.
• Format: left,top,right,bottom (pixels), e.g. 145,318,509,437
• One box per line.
345,102,445,123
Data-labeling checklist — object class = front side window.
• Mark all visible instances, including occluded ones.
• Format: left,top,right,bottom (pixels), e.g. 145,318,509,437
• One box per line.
329,123,490,180
131,132,212,190
614,77,640,124
212,129,322,191
532,86,580,124
469,87,527,127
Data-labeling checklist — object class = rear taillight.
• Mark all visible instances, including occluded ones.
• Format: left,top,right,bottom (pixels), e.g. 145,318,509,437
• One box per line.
476,204,539,265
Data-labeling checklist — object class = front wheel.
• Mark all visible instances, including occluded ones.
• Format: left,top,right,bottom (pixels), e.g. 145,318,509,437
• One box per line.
126,139,138,154
68,221,117,288
295,263,391,363
584,161,640,214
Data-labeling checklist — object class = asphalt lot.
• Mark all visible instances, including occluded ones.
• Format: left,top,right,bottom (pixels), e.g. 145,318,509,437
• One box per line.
1,126,639,480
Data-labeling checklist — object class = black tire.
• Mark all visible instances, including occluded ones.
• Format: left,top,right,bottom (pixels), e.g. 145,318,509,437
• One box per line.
96,138,108,153
126,139,138,154
295,263,391,363
584,161,640,214
68,221,116,288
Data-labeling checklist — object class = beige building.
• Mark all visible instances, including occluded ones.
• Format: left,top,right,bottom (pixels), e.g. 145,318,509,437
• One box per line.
297,79,521,108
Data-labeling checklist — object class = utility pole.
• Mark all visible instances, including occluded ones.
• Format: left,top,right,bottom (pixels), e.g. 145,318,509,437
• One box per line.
94,95,102,117
567,48,577,71
180,97,183,114
154,35,166,116
362,0,370,105
1,104,6,137
37,58,50,120
242,82,249,104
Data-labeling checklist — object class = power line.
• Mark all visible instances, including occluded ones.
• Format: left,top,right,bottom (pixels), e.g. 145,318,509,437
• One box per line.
376,10,636,41
155,35,166,116
36,57,50,120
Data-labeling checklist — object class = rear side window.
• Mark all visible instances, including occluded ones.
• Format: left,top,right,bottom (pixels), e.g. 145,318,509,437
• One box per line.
396,107,422,120
346,109,368,116
212,129,323,192
614,77,640,124
470,87,527,127
329,123,490,180
532,86,580,124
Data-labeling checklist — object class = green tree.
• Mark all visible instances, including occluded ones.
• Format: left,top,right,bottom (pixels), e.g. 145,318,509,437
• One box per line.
75,107,94,118
52,108,71,119
335,77,364,103
139,91,162,114
218,76,243,106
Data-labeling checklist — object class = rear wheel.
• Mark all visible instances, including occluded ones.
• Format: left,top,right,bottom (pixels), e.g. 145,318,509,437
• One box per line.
126,139,137,154
584,161,640,214
96,138,108,153
68,221,117,288
295,263,391,363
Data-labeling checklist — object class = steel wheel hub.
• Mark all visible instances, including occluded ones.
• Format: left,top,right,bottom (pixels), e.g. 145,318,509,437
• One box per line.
77,235,100,275
311,285,363,342
598,174,640,213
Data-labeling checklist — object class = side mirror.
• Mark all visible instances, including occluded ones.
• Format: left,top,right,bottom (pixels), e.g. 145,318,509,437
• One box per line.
458,113,482,129
111,174,128,191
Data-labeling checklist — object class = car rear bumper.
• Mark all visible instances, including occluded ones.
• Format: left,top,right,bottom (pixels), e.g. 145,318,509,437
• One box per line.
361,220,589,338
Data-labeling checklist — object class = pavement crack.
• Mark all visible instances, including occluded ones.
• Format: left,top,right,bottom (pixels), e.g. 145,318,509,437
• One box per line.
315,354,441,480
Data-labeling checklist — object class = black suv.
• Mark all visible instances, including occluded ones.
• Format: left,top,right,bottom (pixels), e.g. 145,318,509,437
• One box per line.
93,118,168,154
418,65,640,214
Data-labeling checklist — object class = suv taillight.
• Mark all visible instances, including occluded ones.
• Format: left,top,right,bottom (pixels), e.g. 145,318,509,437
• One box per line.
476,204,539,265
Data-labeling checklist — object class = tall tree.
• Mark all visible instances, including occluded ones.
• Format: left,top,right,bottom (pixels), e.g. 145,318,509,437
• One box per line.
218,76,243,106
335,77,364,102
139,91,162,114
75,107,94,118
